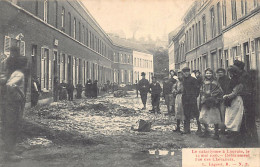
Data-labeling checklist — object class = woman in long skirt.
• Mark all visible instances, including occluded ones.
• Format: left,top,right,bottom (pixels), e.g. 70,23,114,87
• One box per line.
173,70,185,132
199,68,223,139
223,65,244,139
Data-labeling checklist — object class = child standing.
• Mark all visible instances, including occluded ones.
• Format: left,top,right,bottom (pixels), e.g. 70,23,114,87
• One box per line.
149,76,162,114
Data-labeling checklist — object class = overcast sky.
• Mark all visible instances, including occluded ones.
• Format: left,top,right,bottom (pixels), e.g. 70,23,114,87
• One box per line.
82,0,194,41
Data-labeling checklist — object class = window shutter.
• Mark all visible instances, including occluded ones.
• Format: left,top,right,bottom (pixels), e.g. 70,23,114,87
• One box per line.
41,48,45,90
20,41,25,56
4,36,11,57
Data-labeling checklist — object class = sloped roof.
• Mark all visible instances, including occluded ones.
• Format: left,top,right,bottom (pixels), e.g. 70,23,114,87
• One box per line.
109,35,151,54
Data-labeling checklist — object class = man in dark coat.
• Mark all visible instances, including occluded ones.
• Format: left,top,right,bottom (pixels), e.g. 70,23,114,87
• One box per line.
92,80,98,98
182,67,201,134
138,72,150,110
59,80,67,100
233,60,258,146
149,76,162,114
76,82,83,99
67,80,74,101
85,79,92,98
53,76,59,102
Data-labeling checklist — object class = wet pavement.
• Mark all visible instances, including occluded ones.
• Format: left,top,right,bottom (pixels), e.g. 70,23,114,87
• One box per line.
0,91,259,167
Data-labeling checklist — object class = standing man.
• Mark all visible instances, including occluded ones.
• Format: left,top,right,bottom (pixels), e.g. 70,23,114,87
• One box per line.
150,76,162,114
76,81,83,99
138,72,150,110
182,67,201,134
53,76,59,102
67,80,74,101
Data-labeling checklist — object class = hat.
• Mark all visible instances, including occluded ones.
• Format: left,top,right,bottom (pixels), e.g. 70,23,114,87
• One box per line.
141,72,146,76
216,68,226,73
182,67,190,72
227,65,241,76
233,60,245,70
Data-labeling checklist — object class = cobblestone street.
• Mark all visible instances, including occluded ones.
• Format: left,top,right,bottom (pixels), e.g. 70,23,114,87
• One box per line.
1,91,254,167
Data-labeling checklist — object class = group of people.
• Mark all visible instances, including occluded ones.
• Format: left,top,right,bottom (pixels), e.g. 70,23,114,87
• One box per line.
53,79,99,102
137,60,258,146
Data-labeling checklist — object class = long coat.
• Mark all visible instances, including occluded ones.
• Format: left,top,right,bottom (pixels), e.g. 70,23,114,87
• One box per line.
182,75,200,119
138,78,150,94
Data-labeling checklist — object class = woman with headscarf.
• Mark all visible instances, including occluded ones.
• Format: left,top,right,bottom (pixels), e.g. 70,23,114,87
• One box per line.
199,68,223,140
0,46,28,160
224,65,244,142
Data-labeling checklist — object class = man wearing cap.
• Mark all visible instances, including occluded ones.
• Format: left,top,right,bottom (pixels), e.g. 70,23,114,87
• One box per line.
138,72,150,110
182,67,201,134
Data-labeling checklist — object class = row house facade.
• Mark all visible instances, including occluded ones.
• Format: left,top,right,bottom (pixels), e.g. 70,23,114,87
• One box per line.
0,0,152,102
133,50,153,83
169,0,260,75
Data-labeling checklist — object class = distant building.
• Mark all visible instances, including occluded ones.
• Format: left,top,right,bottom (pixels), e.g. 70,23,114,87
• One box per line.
133,50,153,82
109,35,154,83
168,0,260,75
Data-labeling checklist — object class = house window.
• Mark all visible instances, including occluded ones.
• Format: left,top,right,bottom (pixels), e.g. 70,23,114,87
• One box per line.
224,50,229,69
41,48,50,90
82,25,85,44
222,0,227,26
219,49,223,68
68,12,71,36
231,0,237,21
86,29,89,46
44,0,49,23
231,46,238,62
245,0,248,14
195,23,198,47
92,34,94,50
202,15,207,43
210,7,216,38
254,0,258,7
54,1,58,28
79,22,81,42
35,0,38,16
241,0,244,15
198,21,201,45
73,18,76,39
61,7,65,31
192,25,195,48
217,2,221,34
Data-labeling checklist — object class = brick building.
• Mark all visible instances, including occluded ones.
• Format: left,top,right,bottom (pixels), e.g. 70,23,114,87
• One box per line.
168,0,260,75
0,0,152,102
